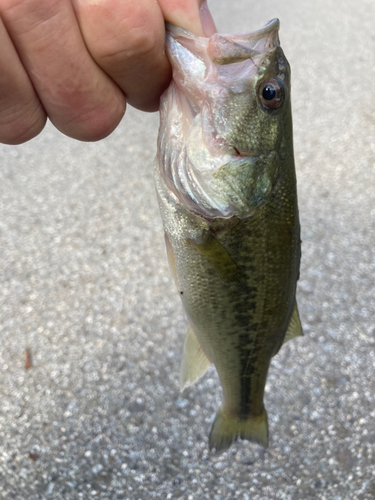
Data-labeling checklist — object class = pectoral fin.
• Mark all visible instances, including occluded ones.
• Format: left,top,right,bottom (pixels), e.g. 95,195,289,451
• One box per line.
164,233,179,287
180,327,212,390
282,301,303,345
188,235,247,288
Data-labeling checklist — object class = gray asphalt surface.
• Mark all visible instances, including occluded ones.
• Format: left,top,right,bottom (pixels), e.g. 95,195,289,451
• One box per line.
1,0,375,498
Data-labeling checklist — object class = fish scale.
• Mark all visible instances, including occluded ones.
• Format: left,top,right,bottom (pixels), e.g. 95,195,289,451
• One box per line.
155,19,302,453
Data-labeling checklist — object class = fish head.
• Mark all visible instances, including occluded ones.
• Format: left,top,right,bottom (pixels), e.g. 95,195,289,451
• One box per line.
208,43,291,161
159,20,293,219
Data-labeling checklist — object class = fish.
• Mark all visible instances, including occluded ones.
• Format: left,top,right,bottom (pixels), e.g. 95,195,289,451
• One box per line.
154,19,302,453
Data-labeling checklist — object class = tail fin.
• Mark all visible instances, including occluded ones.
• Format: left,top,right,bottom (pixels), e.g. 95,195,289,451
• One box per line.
209,407,268,453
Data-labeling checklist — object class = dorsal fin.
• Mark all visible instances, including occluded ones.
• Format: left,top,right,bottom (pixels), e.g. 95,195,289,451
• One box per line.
282,301,303,345
180,327,212,390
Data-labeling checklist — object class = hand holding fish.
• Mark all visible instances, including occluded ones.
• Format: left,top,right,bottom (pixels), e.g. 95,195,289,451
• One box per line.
0,0,216,145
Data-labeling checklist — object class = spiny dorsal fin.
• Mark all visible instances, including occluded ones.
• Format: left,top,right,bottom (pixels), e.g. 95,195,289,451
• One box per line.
180,327,212,390
282,301,303,345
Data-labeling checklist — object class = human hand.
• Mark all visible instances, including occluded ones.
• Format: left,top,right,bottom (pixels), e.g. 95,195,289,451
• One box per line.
0,0,216,144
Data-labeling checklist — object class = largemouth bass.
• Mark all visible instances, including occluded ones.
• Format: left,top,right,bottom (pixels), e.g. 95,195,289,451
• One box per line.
154,19,302,453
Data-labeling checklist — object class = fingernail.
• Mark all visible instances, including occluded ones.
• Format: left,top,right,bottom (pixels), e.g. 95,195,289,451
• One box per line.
200,1,217,37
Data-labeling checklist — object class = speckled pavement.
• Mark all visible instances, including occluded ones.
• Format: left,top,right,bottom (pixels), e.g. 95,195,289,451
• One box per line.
1,1,375,499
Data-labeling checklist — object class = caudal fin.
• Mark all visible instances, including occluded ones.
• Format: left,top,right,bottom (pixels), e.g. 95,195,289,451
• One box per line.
209,407,268,453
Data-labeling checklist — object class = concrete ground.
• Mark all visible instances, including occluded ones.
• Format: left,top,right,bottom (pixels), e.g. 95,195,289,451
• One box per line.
1,0,374,498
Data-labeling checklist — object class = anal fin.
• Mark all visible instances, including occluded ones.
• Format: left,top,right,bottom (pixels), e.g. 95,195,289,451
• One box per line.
282,300,303,345
180,327,212,390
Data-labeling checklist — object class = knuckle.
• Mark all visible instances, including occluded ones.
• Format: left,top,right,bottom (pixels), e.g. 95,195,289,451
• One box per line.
92,12,162,68
60,99,126,142
0,104,46,144
2,0,62,33
120,24,161,61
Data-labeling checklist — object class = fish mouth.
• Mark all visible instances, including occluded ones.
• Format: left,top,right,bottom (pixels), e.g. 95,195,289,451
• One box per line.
166,19,280,66
248,18,280,39
207,19,280,65
166,18,279,42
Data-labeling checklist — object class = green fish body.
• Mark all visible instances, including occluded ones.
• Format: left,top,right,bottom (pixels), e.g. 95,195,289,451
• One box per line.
155,19,302,453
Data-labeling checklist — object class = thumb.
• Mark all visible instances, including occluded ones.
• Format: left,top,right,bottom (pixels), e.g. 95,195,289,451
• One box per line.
157,0,217,37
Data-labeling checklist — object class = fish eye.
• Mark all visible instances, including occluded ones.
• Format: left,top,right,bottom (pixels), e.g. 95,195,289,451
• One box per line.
258,78,284,110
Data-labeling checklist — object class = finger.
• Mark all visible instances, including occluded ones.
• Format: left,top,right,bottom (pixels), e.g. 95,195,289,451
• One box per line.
1,0,126,141
0,17,46,144
72,0,171,112
199,1,217,37
157,0,217,37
